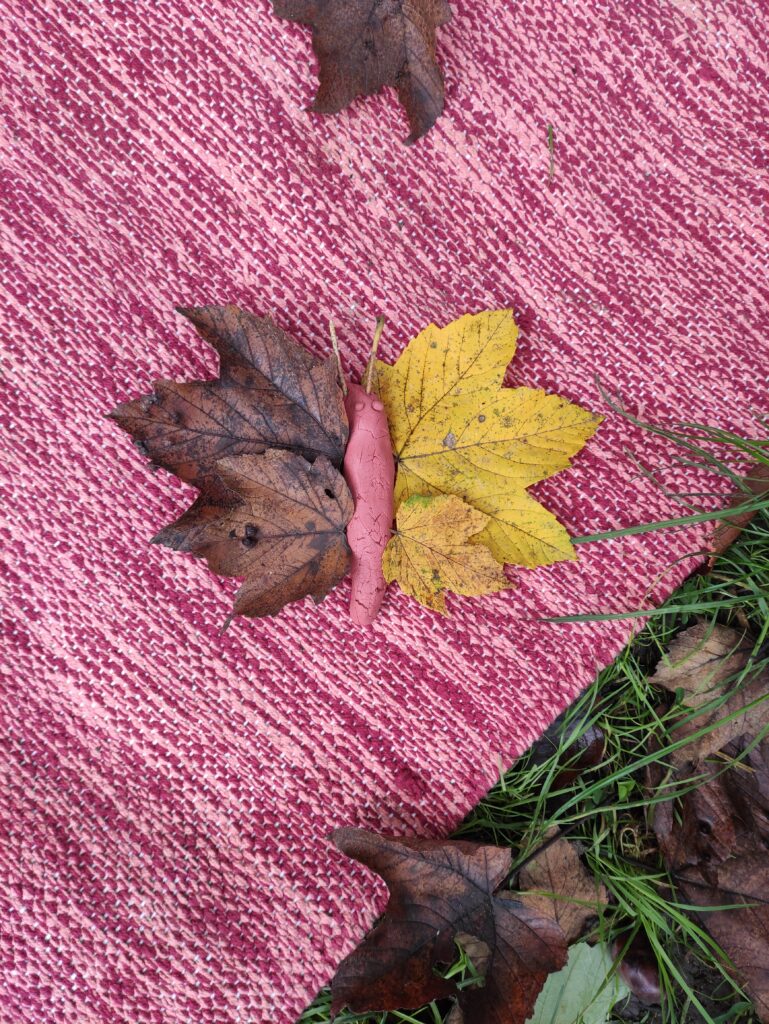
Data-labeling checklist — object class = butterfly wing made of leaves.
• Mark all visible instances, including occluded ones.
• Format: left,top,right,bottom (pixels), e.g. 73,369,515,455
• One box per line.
159,450,353,619
376,310,602,567
382,493,510,612
273,0,452,144
108,306,351,619
331,829,567,1024
109,305,348,488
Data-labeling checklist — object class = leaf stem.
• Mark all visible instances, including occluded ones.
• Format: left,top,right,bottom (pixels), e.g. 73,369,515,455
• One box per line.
364,316,385,393
329,319,347,395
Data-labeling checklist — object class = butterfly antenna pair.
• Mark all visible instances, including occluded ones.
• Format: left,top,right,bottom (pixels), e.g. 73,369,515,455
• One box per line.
330,316,385,394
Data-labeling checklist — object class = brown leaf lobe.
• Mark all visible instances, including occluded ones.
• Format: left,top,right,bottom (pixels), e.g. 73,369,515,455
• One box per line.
109,306,348,488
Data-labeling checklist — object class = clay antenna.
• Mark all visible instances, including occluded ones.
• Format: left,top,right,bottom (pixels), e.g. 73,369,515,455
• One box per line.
329,318,347,395
363,316,385,394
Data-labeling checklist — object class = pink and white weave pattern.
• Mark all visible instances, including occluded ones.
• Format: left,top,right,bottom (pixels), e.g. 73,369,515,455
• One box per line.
1,2,768,1022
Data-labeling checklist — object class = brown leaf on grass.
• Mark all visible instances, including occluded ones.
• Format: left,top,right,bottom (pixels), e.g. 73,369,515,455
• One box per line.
109,306,352,620
678,852,769,1022
331,829,567,1024
157,450,353,620
273,0,452,144
650,622,769,1021
651,622,768,768
651,622,754,710
518,829,608,944
709,463,769,565
654,741,769,1022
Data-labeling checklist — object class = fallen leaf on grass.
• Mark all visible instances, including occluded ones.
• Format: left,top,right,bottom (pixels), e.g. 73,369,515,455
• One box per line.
273,0,452,144
382,494,511,613
650,622,768,768
651,622,754,711
518,830,608,944
331,828,567,1023
376,310,601,570
654,741,769,1022
526,943,629,1024
649,625,769,1021
110,306,352,620
709,463,769,564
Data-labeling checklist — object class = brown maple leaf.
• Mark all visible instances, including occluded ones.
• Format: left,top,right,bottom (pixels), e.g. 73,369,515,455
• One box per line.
273,0,452,144
331,829,567,1024
109,306,353,620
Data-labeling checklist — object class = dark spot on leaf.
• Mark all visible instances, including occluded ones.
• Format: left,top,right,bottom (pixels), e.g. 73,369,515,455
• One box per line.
324,488,336,499
442,432,457,449
242,524,259,548
478,414,486,423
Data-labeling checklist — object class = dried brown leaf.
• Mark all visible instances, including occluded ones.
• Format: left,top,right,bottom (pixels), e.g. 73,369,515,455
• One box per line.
161,450,353,619
518,830,607,944
109,306,352,620
651,622,754,711
331,829,567,1024
110,305,348,486
273,0,452,144
653,718,769,1019
651,623,768,768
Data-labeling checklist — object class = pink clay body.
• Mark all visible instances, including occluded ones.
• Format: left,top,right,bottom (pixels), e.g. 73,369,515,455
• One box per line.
342,382,395,626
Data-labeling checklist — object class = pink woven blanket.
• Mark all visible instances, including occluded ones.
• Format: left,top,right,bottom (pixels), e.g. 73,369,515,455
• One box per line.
2,2,767,1021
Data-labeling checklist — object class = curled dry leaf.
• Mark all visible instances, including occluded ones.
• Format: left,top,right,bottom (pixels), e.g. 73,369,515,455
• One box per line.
376,310,601,570
273,0,452,144
518,830,608,944
331,828,567,1024
109,306,352,620
382,494,511,613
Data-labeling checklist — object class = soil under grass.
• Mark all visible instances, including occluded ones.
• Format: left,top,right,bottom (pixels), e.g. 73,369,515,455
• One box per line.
299,425,769,1024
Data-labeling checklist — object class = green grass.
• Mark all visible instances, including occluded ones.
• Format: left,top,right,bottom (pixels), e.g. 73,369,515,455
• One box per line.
298,419,769,1024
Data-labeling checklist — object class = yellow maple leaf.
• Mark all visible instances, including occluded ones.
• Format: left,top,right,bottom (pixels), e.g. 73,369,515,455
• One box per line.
382,494,511,613
376,310,602,567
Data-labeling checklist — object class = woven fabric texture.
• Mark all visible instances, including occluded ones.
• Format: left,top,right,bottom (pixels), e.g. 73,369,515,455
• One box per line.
2,1,768,1021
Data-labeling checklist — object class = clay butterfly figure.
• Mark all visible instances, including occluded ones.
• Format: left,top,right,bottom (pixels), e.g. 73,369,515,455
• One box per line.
109,306,600,626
